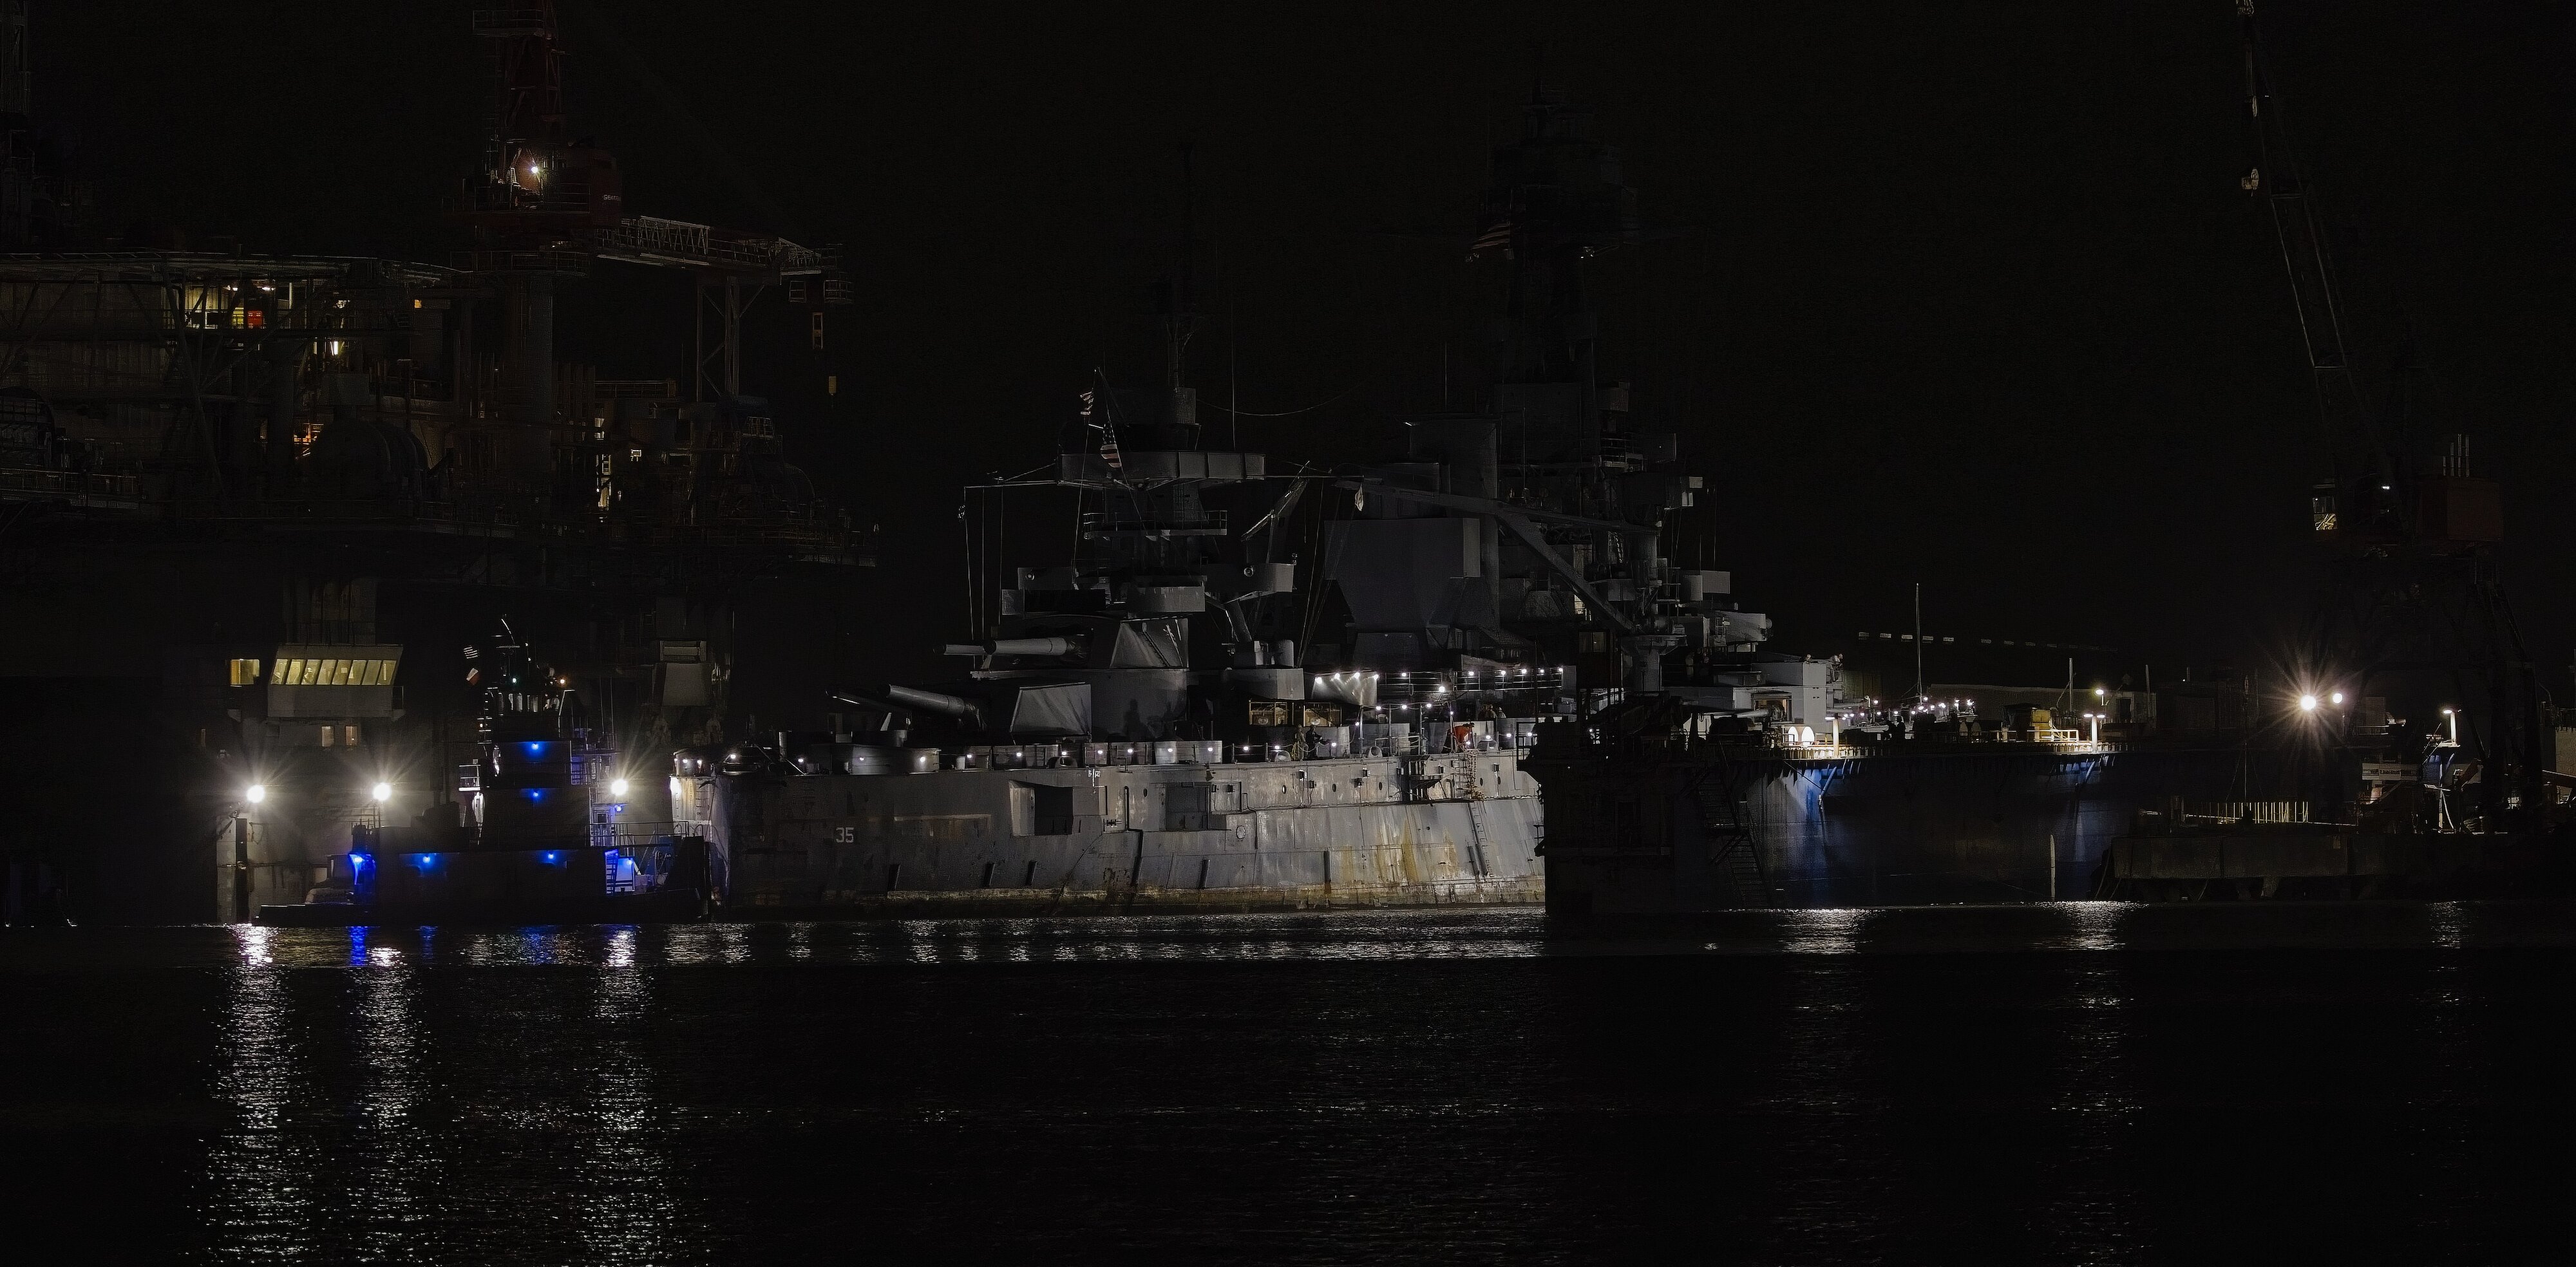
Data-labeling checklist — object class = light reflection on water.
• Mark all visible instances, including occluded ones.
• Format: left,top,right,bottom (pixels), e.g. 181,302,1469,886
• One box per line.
200,926,316,1260
1779,906,1873,954
2038,950,2141,1262
173,901,2576,973
18,900,2561,1262
348,941,432,1259
575,928,675,1262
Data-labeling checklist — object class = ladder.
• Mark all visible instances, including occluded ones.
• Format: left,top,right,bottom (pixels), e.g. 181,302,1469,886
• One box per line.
1460,768,1492,878
1685,749,1772,908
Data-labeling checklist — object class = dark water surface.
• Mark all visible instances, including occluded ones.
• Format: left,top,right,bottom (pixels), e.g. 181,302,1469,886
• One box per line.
8,903,2576,1264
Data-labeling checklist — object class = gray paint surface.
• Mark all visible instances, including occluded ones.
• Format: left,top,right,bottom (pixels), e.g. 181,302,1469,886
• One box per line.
697,753,1545,915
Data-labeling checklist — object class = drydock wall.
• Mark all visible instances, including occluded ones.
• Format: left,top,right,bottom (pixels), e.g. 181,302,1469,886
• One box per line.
1545,746,2260,912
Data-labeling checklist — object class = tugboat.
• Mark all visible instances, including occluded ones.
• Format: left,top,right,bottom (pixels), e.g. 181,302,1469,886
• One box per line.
260,623,711,924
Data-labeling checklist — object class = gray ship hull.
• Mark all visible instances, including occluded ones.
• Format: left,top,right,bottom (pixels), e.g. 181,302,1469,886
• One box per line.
691,752,1546,915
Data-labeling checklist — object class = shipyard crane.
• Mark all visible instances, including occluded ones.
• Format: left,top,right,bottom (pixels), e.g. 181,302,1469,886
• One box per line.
454,3,850,413
2235,2,2546,828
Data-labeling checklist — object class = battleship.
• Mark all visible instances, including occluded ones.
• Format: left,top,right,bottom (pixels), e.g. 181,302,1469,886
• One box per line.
670,92,1738,914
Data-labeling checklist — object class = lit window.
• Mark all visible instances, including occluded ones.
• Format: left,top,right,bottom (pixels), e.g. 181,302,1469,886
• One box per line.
229,658,262,686
321,724,336,747
356,660,381,686
345,725,361,747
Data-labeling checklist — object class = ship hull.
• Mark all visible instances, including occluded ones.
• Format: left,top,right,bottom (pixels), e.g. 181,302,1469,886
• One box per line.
699,752,1546,916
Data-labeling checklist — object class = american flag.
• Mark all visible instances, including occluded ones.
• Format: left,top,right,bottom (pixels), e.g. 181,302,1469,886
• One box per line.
1468,218,1513,260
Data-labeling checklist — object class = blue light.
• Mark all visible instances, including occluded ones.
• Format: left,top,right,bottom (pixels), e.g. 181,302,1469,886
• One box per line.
412,853,436,869
521,788,547,802
350,852,373,869
522,742,551,756
540,851,562,864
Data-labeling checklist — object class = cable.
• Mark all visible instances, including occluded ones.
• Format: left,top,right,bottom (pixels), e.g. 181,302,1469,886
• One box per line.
1198,382,1366,418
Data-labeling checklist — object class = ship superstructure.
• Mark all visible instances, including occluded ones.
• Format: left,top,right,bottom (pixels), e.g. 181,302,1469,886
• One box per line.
1325,93,1824,731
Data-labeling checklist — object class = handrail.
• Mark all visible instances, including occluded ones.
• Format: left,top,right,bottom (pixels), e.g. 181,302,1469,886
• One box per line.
0,467,143,498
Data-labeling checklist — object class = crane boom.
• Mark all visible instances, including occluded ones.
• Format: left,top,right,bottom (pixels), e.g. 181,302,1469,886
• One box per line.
2238,2,2389,514
2231,4,2546,832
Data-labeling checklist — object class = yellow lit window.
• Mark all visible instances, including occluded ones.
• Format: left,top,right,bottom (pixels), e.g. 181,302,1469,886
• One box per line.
299,659,321,686
228,658,262,686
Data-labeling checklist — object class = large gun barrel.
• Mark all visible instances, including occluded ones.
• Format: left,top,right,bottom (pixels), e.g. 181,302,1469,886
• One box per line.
830,684,985,729
940,637,1081,659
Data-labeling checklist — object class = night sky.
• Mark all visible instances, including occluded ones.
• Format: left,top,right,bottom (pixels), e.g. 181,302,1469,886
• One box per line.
39,2,2576,699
